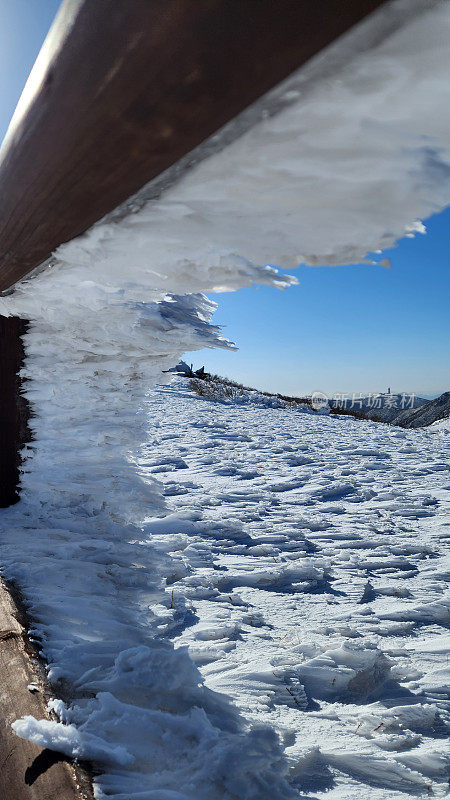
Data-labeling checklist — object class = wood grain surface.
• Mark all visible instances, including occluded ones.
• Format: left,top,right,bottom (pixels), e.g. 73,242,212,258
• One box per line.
0,0,386,291
0,580,93,799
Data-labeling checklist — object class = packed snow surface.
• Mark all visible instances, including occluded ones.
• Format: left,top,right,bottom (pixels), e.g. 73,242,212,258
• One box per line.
8,380,450,799
0,0,449,797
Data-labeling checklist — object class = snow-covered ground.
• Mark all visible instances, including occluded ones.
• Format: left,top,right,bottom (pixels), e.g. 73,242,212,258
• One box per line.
10,378,448,798
137,381,450,799
1,0,449,796
430,418,450,434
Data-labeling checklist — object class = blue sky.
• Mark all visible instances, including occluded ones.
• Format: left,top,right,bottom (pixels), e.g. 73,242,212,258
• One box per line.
187,213,450,399
0,0,61,140
1,1,449,399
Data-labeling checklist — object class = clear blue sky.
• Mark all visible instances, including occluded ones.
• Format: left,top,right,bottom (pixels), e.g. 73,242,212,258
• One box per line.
188,214,450,399
1,1,449,400
0,0,61,140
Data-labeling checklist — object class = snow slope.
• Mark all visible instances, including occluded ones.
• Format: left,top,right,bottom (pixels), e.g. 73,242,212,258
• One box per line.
429,418,450,434
140,381,450,799
9,379,450,799
396,393,450,429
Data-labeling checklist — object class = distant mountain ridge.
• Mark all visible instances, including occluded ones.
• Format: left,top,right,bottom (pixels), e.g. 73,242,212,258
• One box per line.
330,391,449,428
178,363,448,429
396,391,450,428
331,393,428,424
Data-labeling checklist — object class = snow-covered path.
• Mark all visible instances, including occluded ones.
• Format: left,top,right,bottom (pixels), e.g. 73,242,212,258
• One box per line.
140,381,450,799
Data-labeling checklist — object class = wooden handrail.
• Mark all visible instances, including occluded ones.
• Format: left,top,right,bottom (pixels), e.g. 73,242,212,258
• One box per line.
0,0,386,293
0,579,94,798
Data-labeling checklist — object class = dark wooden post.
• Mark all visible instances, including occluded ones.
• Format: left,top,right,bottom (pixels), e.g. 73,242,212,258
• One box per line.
0,316,30,507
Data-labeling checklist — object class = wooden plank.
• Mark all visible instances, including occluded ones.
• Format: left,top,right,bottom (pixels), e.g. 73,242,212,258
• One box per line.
0,579,93,799
0,316,30,507
0,0,386,292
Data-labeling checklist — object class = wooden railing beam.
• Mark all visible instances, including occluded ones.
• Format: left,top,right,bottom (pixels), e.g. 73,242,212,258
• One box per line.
0,0,386,293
